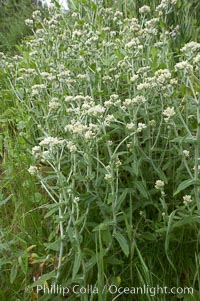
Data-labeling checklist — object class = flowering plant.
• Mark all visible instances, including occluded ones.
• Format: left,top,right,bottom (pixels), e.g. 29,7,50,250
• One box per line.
1,0,200,300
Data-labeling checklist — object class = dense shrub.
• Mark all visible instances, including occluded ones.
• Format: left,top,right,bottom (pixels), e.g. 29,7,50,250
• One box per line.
0,1,200,301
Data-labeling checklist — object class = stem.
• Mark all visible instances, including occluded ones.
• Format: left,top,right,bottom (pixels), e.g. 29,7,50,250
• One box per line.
56,196,64,280
195,99,200,209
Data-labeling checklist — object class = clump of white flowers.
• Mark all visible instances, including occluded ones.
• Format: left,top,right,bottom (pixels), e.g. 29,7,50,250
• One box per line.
154,69,171,84
183,195,192,205
139,5,151,14
31,84,46,97
39,137,65,147
28,165,38,175
125,38,143,51
48,99,61,111
32,146,41,157
87,105,105,117
124,96,147,107
32,10,42,21
175,61,193,73
137,123,147,132
126,123,135,130
104,173,112,181
183,150,190,158
66,141,77,153
155,180,165,190
156,0,177,16
130,74,139,82
180,41,200,53
162,107,175,122
104,114,115,126
25,19,33,27
137,68,175,93
193,54,200,64
65,121,88,135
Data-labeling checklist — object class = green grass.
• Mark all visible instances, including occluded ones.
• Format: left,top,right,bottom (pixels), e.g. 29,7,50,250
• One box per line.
0,0,41,52
0,1,200,300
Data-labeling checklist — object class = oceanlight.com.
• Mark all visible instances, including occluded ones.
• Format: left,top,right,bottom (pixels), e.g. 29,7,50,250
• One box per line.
36,284,193,297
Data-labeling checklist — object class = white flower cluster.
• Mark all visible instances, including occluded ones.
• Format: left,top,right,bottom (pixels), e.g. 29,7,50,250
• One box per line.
183,195,192,205
193,54,200,65
17,68,37,81
154,69,171,84
65,95,93,104
183,150,190,158
28,165,38,175
139,5,151,14
31,84,46,97
104,173,112,181
87,104,105,117
155,180,165,190
156,0,177,15
104,114,116,126
125,38,143,51
124,96,146,107
104,94,121,108
126,123,135,130
65,121,88,135
25,19,33,27
162,107,175,122
40,71,56,81
136,66,151,78
48,98,61,111
66,141,77,153
137,69,174,92
175,61,193,73
39,137,65,147
129,18,141,33
19,68,37,75
32,146,41,156
180,41,200,53
130,74,139,82
32,10,42,21
65,121,98,140
137,123,147,132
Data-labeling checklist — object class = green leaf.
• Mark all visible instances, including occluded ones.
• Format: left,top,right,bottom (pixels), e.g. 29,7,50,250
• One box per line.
140,232,157,241
173,179,199,196
93,220,114,231
107,193,114,204
114,232,129,257
10,262,18,284
157,215,200,233
44,240,60,251
72,252,82,280
115,188,128,211
85,255,96,272
30,271,56,288
135,181,149,199
104,257,123,265
18,255,28,275
44,207,58,219
101,229,112,245
0,194,13,206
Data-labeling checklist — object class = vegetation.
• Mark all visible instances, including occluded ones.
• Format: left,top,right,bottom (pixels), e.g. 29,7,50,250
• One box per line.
0,0,200,300
0,0,40,52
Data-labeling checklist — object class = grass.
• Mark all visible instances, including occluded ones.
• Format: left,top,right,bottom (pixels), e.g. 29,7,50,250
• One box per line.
0,0,200,300
0,0,35,52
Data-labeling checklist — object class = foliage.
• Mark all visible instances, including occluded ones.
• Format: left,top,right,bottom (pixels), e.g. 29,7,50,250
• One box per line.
0,1,200,301
0,0,37,52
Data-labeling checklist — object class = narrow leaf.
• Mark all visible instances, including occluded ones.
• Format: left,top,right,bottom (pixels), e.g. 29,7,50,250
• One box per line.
173,179,199,196
114,232,129,257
